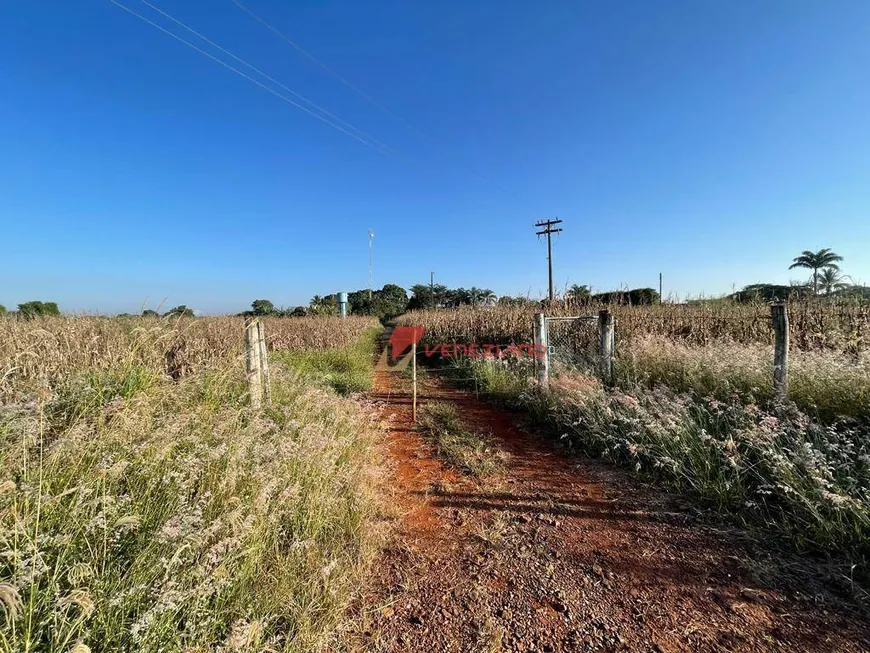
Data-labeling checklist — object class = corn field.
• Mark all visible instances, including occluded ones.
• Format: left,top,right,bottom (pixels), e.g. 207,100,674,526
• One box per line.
398,301,869,353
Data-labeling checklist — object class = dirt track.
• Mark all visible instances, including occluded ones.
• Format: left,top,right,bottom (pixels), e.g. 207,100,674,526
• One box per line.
359,360,870,652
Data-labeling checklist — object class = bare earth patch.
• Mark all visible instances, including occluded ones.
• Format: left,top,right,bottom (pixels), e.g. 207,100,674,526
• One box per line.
357,361,870,652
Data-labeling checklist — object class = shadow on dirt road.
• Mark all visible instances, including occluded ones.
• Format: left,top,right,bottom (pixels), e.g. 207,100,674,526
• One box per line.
357,328,869,652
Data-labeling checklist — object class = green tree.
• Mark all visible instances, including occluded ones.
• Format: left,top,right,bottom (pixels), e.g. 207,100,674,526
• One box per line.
17,301,60,319
408,284,434,310
142,309,159,317
469,288,496,306
450,288,471,307
818,268,848,295
731,284,809,303
371,284,408,319
591,289,660,305
789,248,844,294
309,295,338,316
0,304,6,316
164,305,195,318
348,290,373,315
566,284,590,303
497,295,536,307
251,299,276,316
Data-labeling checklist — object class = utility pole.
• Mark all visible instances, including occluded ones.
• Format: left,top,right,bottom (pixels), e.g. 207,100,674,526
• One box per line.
535,218,563,303
368,229,374,300
659,272,663,302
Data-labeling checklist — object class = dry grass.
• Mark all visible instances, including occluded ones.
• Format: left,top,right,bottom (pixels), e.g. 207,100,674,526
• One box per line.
398,301,869,353
0,315,380,400
399,302,869,422
0,315,384,651
410,303,870,581
619,336,870,422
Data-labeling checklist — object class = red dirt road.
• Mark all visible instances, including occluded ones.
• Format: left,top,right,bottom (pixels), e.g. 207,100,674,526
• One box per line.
360,366,870,652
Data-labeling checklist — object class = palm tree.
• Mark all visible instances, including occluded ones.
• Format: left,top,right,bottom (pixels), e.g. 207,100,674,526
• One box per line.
566,284,590,304
451,288,472,307
479,289,497,306
789,248,843,294
468,287,494,307
818,267,848,295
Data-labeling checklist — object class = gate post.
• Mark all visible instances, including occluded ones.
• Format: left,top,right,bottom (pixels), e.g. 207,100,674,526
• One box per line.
534,313,549,388
599,309,614,386
772,303,789,399
244,317,263,409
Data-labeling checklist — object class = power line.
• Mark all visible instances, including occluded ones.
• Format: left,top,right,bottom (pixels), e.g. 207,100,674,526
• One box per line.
229,0,524,202
230,0,406,129
136,0,395,155
107,0,393,155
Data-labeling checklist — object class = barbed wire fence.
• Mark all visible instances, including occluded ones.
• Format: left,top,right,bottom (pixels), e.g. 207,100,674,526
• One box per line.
534,305,790,398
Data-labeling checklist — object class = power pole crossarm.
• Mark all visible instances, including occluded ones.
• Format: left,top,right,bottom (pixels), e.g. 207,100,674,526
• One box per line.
534,218,563,303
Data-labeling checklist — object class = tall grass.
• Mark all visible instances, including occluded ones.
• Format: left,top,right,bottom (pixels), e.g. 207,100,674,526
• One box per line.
0,315,380,399
451,356,870,581
618,336,870,422
0,317,383,650
399,303,869,423
273,328,381,395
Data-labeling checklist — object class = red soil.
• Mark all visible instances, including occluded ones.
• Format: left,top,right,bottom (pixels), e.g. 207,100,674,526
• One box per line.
360,358,869,652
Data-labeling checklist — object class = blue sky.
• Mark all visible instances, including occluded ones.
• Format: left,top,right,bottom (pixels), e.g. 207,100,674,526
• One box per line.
1,1,868,314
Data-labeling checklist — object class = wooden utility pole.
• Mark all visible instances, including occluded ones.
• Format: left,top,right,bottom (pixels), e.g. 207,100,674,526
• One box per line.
659,272,663,301
535,219,563,303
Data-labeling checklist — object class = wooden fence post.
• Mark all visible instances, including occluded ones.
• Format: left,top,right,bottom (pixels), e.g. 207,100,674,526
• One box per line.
257,319,271,407
599,309,614,386
244,317,262,409
412,341,417,423
534,312,549,388
772,303,789,399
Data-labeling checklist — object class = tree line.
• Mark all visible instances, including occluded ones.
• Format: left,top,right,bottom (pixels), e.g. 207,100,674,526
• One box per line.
247,281,664,321
3,249,862,319
0,301,61,319
727,248,866,303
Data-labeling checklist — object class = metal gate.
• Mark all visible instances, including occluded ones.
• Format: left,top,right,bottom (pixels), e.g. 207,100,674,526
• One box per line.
533,312,614,386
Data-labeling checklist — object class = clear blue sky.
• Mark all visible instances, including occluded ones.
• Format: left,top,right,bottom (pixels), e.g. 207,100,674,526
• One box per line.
1,1,868,314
